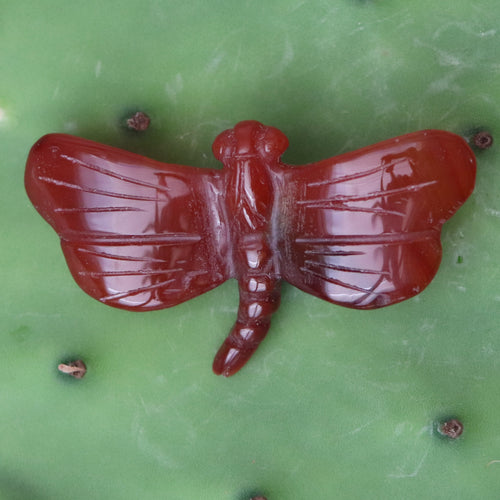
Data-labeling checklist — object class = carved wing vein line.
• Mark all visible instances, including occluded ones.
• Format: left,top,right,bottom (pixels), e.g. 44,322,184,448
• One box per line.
55,206,145,213
304,249,366,257
61,233,202,246
300,266,379,294
305,156,409,187
304,259,391,276
297,204,405,217
74,247,168,263
38,176,162,202
99,278,184,303
295,230,436,246
60,154,172,193
77,268,184,277
299,180,438,206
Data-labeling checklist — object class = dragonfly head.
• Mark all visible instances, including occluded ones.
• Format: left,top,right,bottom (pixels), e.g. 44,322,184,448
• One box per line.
212,120,289,166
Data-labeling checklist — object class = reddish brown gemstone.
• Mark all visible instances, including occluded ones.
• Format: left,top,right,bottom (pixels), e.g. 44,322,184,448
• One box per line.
26,121,476,376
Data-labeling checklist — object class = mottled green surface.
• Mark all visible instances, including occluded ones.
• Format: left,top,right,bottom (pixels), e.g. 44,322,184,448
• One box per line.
1,1,500,498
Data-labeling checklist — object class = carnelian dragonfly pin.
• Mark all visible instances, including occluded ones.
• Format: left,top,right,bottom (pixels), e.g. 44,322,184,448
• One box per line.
25,120,476,376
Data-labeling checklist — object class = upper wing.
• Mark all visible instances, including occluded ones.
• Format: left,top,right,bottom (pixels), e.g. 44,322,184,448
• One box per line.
278,130,476,309
25,134,229,311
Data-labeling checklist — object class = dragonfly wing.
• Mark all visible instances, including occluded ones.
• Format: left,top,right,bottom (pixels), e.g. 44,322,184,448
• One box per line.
25,134,230,310
278,130,476,309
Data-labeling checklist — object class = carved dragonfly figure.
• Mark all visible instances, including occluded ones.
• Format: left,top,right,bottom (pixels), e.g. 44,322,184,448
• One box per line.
25,120,476,376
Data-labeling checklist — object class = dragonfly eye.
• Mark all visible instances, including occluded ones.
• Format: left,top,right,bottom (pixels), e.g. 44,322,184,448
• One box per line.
257,126,289,162
212,129,235,162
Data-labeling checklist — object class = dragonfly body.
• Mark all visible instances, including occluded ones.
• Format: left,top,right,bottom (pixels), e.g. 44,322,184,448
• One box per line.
213,121,286,375
25,120,476,377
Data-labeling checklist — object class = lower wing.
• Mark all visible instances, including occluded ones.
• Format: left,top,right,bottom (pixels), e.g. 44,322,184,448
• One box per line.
25,134,229,310
278,130,476,309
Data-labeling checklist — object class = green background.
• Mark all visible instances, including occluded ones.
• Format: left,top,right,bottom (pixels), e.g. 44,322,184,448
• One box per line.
2,0,500,498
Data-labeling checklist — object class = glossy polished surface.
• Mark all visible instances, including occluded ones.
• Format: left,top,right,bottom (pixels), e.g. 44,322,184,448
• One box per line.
25,120,476,376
